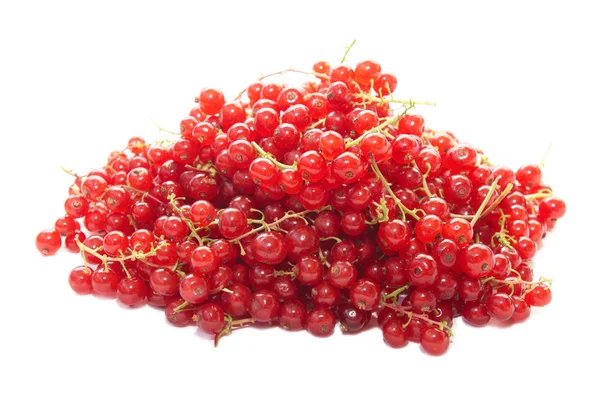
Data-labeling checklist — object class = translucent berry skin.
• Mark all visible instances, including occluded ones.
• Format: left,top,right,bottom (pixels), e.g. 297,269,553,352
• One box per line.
250,290,280,322
397,114,424,136
460,244,495,278
524,284,552,307
391,134,420,165
117,277,147,307
220,283,252,318
538,197,566,222
36,230,62,256
510,297,531,323
462,302,490,327
218,208,247,239
150,268,180,296
327,260,358,289
355,60,382,86
68,266,93,294
196,302,226,334
199,88,225,115
306,307,336,337
420,327,450,356
179,274,209,304
407,254,439,288
349,278,381,311
337,302,371,333
252,231,287,265
297,150,327,182
279,299,307,330
164,299,195,327
91,267,119,294
442,218,473,248
415,214,443,243
377,219,410,252
295,255,324,286
485,293,515,321
382,319,408,348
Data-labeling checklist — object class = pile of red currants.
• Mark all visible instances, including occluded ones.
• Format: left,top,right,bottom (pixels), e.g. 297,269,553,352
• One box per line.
36,55,566,355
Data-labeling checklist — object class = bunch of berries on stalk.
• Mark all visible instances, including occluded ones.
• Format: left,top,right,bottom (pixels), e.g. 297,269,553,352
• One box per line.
36,49,566,356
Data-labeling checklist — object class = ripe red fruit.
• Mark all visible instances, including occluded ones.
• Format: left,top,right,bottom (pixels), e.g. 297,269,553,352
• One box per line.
524,284,552,307
197,302,226,334
117,277,147,307
306,307,336,337
420,327,450,356
459,244,495,278
179,274,209,304
68,266,93,294
199,88,225,115
37,55,564,353
250,290,280,322
486,293,515,321
36,230,61,256
382,319,408,348
349,278,381,311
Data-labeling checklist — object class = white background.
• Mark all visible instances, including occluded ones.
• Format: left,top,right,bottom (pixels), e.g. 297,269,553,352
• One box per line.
1,1,599,400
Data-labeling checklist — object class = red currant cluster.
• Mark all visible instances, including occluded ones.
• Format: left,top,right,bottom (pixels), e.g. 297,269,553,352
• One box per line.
36,54,566,355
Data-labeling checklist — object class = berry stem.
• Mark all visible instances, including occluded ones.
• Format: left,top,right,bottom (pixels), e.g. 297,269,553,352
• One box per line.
369,156,420,221
479,182,513,218
214,315,256,347
540,142,552,168
151,120,179,136
173,301,191,313
470,178,499,227
123,185,166,205
167,194,206,245
525,188,554,201
450,182,513,221
352,93,437,107
416,161,434,198
75,237,163,265
307,117,326,130
320,236,342,243
251,141,296,170
60,166,79,178
340,39,357,64
273,270,296,278
119,259,132,279
235,69,329,100
231,206,331,243
482,275,553,288
345,115,399,148
491,209,516,248
382,284,410,300
380,301,453,336
185,162,218,177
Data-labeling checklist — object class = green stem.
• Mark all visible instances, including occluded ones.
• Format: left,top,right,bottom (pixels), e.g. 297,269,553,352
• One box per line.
346,115,399,148
482,276,553,287
525,189,553,201
231,206,330,243
416,161,434,198
151,120,179,136
251,142,296,170
470,178,499,227
168,195,205,245
540,143,552,168
383,284,410,300
75,237,162,265
340,39,357,64
174,301,191,313
380,301,452,336
353,93,437,107
369,156,420,221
